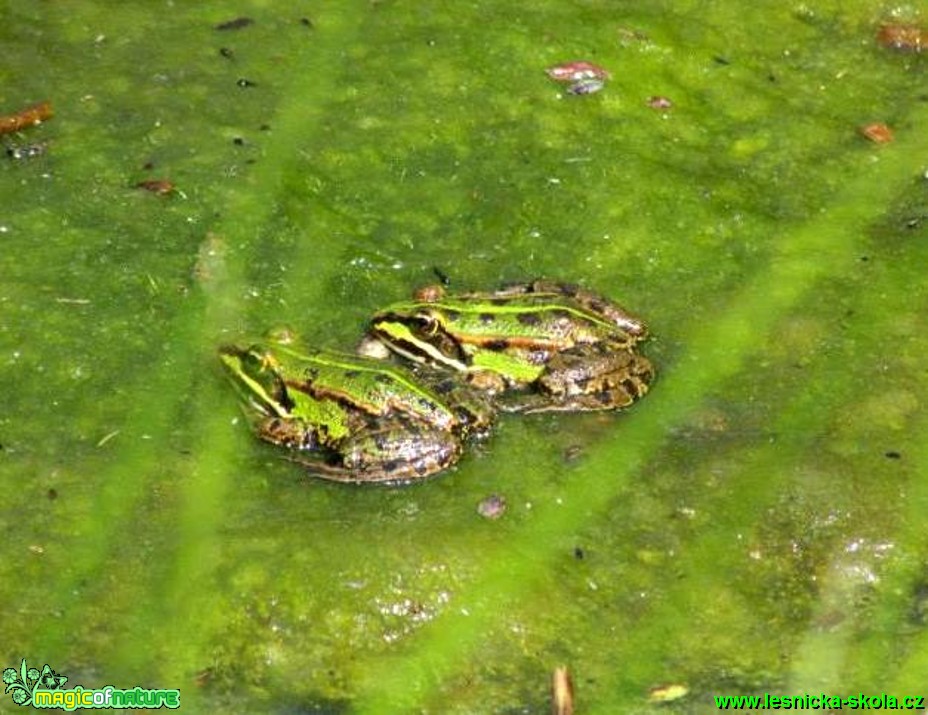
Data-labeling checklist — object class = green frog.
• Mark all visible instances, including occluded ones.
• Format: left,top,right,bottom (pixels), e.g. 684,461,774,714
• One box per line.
219,344,494,483
359,280,654,413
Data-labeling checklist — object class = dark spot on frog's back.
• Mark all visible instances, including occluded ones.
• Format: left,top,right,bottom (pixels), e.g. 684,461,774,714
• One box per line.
594,390,616,406
373,373,392,384
431,378,455,395
517,312,541,326
547,309,574,331
344,370,361,380
416,396,440,413
621,378,641,397
453,406,473,423
479,312,496,324
483,339,510,351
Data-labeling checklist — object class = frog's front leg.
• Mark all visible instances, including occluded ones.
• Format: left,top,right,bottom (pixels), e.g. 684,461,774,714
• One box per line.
254,415,332,452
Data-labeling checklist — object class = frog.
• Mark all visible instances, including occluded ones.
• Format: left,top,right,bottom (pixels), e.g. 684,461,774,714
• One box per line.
358,279,654,413
219,343,494,483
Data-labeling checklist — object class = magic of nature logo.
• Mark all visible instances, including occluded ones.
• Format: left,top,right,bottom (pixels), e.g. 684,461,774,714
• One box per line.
3,658,180,710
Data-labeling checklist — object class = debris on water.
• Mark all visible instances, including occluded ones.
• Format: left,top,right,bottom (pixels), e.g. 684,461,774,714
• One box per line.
545,60,610,82
877,23,927,52
6,142,48,160
565,78,605,96
136,179,176,195
215,17,253,31
859,122,893,144
563,444,583,462
648,683,689,703
551,666,574,715
0,101,53,135
647,95,673,110
546,61,610,97
476,494,507,519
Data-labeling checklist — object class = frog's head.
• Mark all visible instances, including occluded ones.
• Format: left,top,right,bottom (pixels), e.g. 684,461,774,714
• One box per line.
364,305,466,369
218,345,294,418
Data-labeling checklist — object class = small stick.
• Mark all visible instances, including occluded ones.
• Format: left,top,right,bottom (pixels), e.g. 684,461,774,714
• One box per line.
0,101,53,135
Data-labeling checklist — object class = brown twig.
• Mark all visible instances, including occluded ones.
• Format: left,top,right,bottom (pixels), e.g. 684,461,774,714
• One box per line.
0,101,53,135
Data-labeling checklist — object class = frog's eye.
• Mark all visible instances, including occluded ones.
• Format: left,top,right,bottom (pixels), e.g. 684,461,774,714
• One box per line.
413,310,441,336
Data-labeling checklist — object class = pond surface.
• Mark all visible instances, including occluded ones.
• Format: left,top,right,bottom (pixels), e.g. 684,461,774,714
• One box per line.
3,1,928,712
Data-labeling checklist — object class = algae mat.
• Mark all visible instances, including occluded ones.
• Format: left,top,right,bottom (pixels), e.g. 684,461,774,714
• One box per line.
2,1,928,712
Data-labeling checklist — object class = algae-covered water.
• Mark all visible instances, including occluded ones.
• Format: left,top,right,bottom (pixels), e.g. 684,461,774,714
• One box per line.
3,1,928,712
